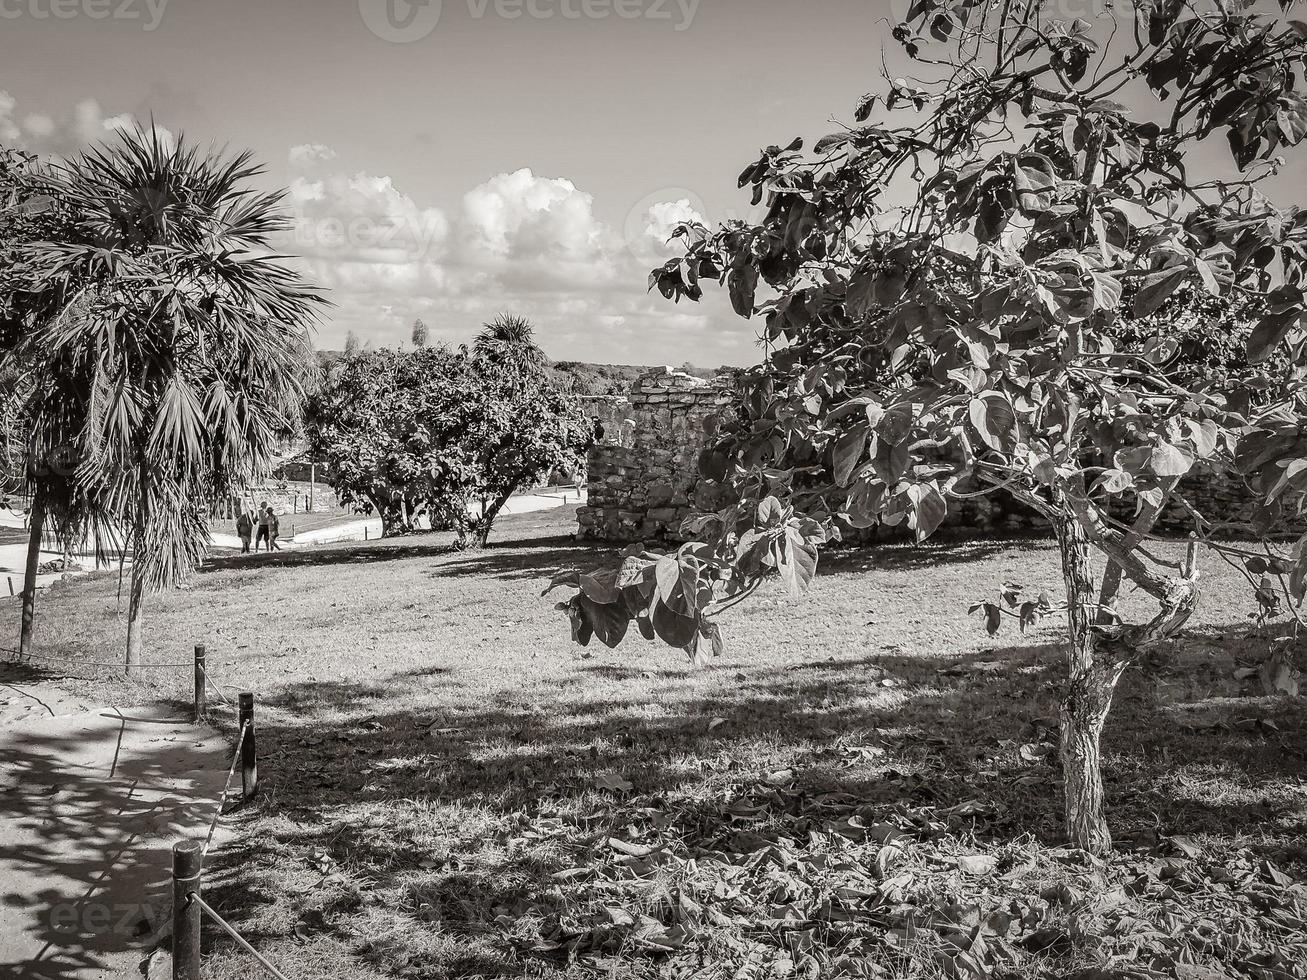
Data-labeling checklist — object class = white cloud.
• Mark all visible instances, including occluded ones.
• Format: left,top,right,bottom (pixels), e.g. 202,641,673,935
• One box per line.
643,198,706,250
278,150,758,362
0,91,172,157
288,143,338,169
1,101,756,365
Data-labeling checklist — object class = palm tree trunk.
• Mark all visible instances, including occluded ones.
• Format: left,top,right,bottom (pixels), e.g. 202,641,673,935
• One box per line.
125,555,145,678
126,463,150,677
19,493,46,660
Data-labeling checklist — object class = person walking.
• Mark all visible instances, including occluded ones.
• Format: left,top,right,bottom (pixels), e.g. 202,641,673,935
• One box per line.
268,506,282,551
235,507,254,553
255,503,272,552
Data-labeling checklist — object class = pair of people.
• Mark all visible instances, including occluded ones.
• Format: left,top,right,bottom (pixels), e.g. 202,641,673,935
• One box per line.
235,503,282,553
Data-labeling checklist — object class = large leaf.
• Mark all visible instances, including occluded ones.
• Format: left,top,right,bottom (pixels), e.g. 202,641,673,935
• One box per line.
578,594,630,648
728,264,759,317
832,426,868,487
1248,308,1301,363
579,569,621,605
1279,93,1307,145
968,392,1017,453
1132,266,1189,316
907,481,948,541
1150,441,1194,479
651,602,697,646
777,528,818,596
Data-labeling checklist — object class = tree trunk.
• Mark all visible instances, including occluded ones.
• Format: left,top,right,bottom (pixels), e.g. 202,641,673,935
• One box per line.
18,494,46,661
458,491,514,550
125,556,145,679
1054,510,1116,855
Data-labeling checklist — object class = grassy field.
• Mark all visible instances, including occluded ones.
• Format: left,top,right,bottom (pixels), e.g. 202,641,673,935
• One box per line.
4,508,1305,979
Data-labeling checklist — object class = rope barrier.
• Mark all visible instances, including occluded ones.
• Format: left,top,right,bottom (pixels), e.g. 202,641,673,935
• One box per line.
187,892,290,980
201,721,250,857
9,650,198,668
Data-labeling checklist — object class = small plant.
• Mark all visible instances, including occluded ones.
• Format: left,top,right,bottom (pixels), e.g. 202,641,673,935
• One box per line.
968,586,1055,637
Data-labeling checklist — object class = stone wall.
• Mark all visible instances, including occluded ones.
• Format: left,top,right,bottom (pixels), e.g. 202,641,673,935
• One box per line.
578,370,1284,543
576,369,736,541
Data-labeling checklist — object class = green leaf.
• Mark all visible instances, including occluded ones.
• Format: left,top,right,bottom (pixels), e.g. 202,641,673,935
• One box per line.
1247,308,1301,363
1278,93,1307,145
579,569,620,605
907,481,948,542
1089,272,1122,312
777,528,818,596
832,426,868,487
968,392,1017,453
651,602,697,646
654,555,683,605
757,496,784,526
1150,441,1194,478
728,263,759,317
1132,266,1188,316
578,594,630,648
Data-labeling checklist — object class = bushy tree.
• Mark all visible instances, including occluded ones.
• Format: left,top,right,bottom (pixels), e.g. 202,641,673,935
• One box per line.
411,318,429,348
15,129,322,674
550,1,1307,853
475,313,548,374
307,343,590,547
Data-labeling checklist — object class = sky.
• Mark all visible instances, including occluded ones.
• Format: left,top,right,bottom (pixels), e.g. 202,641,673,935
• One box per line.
0,0,909,365
1,0,1305,366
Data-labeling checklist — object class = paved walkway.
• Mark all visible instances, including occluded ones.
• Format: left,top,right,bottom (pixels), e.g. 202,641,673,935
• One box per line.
0,674,232,979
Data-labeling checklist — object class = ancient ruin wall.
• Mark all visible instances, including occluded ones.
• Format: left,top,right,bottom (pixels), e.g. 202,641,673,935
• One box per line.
576,370,735,541
578,370,1280,543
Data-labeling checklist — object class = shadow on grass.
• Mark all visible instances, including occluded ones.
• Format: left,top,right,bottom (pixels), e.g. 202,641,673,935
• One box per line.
187,624,1307,977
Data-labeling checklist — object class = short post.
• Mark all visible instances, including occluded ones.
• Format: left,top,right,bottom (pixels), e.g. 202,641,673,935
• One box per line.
172,840,202,980
238,692,258,800
192,644,206,723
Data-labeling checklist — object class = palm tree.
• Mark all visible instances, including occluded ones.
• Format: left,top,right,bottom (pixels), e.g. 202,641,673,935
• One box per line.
19,128,324,674
473,313,547,374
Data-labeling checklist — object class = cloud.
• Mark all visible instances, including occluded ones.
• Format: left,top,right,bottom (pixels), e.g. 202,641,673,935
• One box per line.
642,198,706,251
288,143,338,168
2,99,755,365
0,91,172,158
279,149,758,363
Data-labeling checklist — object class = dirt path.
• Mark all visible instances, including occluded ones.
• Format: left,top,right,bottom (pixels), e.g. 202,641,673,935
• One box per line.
0,668,233,980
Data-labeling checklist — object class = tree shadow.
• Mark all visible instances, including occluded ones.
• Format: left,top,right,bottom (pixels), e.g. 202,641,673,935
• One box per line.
0,702,232,980
188,619,1306,977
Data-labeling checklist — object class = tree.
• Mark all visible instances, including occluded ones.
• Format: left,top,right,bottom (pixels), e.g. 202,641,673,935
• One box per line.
344,329,362,356
548,2,1307,853
307,344,590,547
0,146,95,661
17,128,322,674
412,318,429,348
474,313,548,374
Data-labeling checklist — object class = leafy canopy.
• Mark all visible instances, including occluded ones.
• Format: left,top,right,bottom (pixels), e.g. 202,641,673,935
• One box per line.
556,0,1307,651
307,342,590,545
13,128,322,588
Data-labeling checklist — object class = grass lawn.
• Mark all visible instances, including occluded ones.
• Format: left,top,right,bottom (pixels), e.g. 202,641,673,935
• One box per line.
4,508,1306,979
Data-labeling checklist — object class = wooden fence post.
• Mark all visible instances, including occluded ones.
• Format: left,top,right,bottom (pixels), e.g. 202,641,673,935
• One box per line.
193,644,206,723
239,693,258,799
172,840,202,980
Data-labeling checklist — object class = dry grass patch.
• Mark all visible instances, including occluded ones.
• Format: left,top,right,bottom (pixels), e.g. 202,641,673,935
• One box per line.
4,509,1305,979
